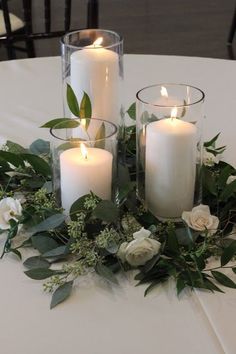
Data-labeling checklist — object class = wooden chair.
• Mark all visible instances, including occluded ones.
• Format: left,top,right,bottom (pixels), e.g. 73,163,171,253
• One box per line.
228,3,236,45
0,0,99,60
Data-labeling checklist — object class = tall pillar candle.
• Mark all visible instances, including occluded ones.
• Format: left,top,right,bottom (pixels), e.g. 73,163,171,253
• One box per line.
145,118,197,219
60,146,113,214
70,40,120,125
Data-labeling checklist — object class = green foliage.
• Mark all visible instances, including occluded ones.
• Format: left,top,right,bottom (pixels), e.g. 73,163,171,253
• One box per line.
50,281,73,309
2,106,236,309
41,118,79,129
31,234,59,254
23,256,50,269
95,262,118,284
25,268,59,280
92,200,119,223
221,241,236,266
127,102,136,120
66,84,80,117
94,122,106,149
29,139,50,155
30,214,65,234
21,154,51,177
80,92,92,120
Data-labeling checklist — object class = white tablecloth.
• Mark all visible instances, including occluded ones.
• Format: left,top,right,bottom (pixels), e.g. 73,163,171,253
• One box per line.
0,54,235,354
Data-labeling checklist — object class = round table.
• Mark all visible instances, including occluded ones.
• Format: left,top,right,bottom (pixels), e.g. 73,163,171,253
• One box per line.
0,55,235,354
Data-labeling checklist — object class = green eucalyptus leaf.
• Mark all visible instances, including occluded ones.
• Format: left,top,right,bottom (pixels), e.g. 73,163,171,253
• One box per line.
41,118,79,129
95,262,118,284
43,245,68,258
42,181,53,193
21,154,51,177
127,103,136,120
92,200,119,223
29,139,50,155
31,234,59,253
94,123,106,149
80,92,92,123
211,270,236,288
50,281,73,309
67,84,80,117
23,256,50,269
105,240,119,254
25,268,58,280
10,248,22,260
30,214,65,234
221,240,236,266
70,194,91,220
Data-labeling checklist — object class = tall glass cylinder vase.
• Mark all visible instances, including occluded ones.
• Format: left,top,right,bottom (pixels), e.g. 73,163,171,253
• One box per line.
61,29,124,129
50,118,118,215
136,84,205,221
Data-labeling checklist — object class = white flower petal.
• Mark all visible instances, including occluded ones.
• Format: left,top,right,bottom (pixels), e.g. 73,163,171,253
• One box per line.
133,227,151,240
226,175,236,185
182,204,219,236
192,204,210,215
0,197,22,230
117,242,128,263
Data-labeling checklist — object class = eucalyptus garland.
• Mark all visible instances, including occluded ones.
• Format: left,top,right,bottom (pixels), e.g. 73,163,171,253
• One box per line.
1,86,236,309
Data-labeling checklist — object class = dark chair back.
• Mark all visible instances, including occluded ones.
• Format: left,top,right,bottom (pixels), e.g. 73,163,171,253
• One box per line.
0,0,99,59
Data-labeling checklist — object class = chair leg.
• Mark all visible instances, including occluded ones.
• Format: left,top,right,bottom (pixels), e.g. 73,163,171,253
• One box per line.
87,0,99,28
228,6,236,45
5,41,16,60
25,38,36,58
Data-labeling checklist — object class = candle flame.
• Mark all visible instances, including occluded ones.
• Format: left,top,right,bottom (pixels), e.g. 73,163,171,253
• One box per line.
161,86,168,98
80,143,88,159
171,106,177,119
93,37,103,47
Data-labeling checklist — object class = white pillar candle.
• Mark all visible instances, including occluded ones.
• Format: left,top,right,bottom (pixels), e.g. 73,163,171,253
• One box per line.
70,38,120,125
60,145,113,214
145,117,197,219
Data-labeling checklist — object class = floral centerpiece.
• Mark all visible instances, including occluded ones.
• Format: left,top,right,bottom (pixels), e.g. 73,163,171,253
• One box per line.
1,86,236,309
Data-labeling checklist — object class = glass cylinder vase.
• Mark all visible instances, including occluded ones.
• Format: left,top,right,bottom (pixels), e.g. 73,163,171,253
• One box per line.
50,118,118,215
61,29,124,129
136,83,205,221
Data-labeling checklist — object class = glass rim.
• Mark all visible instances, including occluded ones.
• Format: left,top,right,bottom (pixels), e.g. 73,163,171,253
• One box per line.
136,83,205,108
50,118,118,143
61,29,123,50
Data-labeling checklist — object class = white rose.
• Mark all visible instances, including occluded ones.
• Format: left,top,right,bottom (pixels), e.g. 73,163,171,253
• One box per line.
0,197,22,230
117,227,161,267
226,175,236,185
182,204,219,236
203,151,220,167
